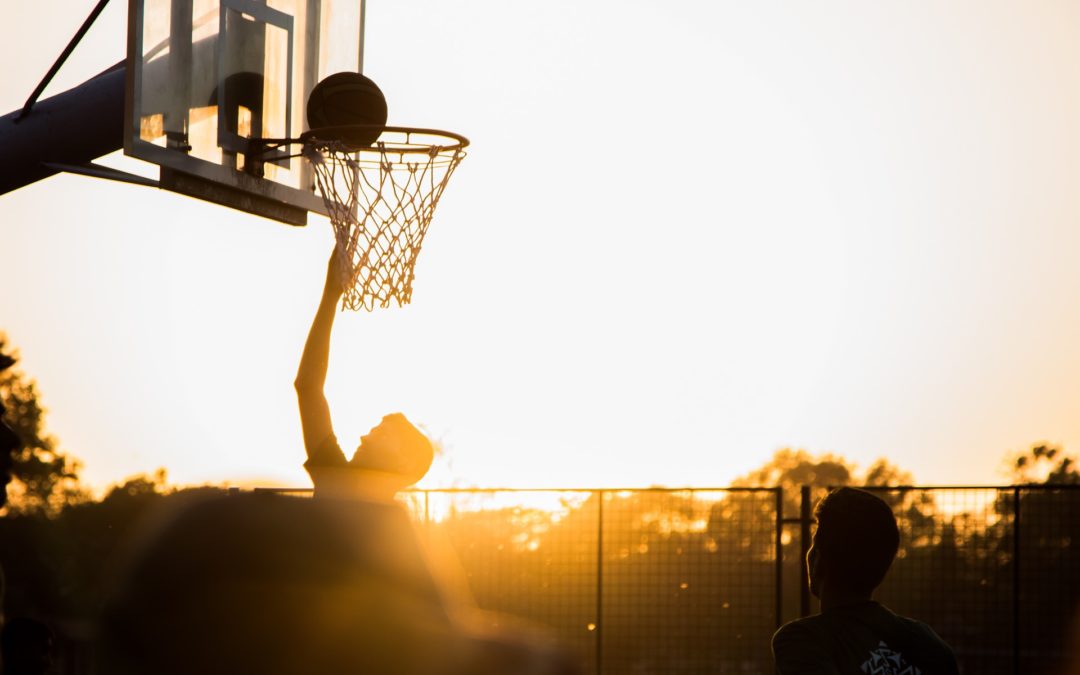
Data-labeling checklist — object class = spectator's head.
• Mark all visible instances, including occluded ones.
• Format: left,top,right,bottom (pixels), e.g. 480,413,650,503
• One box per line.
0,400,21,509
1,617,54,675
351,413,434,490
97,492,471,675
807,487,900,599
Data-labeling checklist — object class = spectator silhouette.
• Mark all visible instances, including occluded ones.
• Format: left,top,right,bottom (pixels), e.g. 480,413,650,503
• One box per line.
1,617,53,675
772,487,958,674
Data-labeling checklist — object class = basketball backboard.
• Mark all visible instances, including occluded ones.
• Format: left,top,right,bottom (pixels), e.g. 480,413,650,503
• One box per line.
125,0,364,225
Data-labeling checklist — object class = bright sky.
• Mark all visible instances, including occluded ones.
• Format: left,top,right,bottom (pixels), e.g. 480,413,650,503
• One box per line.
2,0,1080,494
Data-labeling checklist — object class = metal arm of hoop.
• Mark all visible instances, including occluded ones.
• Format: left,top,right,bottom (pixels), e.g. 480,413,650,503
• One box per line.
42,161,159,188
17,0,113,121
243,138,303,162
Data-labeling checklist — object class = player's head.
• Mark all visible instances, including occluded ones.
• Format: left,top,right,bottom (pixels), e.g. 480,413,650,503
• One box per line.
807,487,899,598
351,413,434,489
0,400,21,508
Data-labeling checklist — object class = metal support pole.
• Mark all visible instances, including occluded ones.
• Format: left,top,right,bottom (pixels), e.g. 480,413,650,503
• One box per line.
1013,486,1021,675
17,0,113,121
0,63,126,196
596,490,604,675
775,488,784,629
800,485,812,618
168,0,194,149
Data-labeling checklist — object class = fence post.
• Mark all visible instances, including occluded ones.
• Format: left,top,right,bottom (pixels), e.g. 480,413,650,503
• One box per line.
1013,486,1021,675
800,485,811,618
596,489,604,675
775,488,784,629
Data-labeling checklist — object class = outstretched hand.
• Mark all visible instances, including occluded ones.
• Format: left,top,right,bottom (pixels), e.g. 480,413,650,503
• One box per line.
323,249,346,301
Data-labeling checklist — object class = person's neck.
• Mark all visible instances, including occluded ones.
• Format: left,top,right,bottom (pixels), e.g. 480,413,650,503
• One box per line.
819,586,873,612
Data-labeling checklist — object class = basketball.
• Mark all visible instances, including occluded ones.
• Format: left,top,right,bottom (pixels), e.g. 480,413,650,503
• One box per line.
306,72,389,148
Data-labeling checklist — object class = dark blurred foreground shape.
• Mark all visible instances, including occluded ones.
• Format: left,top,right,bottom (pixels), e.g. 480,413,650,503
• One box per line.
2,616,54,675
95,492,578,675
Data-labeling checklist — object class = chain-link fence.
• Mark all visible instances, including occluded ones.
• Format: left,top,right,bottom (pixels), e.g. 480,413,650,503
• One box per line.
403,488,783,674
1017,486,1080,675
849,485,1080,675
11,483,1080,675
400,485,1080,675
857,487,1015,674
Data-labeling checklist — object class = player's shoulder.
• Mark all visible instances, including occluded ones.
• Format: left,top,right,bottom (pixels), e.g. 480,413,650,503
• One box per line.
307,433,348,465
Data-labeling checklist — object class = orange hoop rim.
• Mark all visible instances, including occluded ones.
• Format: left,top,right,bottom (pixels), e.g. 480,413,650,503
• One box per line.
300,125,470,154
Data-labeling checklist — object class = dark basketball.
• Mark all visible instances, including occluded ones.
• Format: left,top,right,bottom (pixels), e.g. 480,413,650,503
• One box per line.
306,72,388,148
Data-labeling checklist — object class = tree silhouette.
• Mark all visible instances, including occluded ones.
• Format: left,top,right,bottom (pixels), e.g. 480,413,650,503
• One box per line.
731,448,852,519
0,334,85,515
0,471,173,619
1005,443,1080,485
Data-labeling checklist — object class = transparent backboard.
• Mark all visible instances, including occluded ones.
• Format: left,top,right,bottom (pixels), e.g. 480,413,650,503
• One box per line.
125,0,364,224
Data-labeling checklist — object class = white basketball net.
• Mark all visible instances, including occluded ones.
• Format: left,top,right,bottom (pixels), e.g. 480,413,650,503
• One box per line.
304,132,466,311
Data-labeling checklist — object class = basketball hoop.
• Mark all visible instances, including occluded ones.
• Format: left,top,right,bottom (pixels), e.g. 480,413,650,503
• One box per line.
265,125,468,311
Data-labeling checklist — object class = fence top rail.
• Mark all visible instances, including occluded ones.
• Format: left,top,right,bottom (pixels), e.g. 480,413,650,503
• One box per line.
250,486,784,495
250,484,1078,496
828,484,1080,491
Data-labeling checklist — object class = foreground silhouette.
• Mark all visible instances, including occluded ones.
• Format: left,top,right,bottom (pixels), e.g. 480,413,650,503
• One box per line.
95,479,576,674
1,617,53,675
772,487,959,674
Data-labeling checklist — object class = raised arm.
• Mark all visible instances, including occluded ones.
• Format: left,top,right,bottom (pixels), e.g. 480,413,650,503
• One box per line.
294,253,345,458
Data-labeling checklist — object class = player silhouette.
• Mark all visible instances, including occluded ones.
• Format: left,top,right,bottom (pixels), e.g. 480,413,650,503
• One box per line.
772,487,959,674
94,255,578,673
295,251,434,501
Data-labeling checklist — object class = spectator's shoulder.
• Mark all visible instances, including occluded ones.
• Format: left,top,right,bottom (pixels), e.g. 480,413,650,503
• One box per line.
891,610,949,646
889,611,960,674
772,617,837,675
773,615,827,642
913,618,959,667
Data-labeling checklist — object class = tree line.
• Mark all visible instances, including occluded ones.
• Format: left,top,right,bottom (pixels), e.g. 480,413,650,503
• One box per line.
2,334,1078,674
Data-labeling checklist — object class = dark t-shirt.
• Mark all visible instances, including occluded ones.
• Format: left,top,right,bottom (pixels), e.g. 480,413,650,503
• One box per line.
304,433,351,471
303,433,365,498
772,601,958,674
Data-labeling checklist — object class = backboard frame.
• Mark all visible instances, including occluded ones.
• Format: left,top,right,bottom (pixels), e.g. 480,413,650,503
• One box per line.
124,0,365,225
